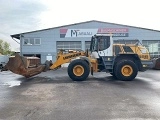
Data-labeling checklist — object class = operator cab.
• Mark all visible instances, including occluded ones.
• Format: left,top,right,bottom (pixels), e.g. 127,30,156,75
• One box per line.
90,34,113,58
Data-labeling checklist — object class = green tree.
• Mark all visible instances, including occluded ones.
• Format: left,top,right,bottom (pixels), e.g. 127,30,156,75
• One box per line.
0,39,13,55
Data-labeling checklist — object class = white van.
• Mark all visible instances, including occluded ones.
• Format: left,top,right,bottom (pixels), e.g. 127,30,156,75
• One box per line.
0,55,9,69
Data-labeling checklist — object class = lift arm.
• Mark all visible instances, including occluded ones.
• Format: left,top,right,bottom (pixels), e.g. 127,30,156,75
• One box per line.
50,50,86,70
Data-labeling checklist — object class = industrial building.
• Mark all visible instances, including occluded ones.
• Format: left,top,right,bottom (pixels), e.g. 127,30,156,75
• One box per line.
11,20,160,63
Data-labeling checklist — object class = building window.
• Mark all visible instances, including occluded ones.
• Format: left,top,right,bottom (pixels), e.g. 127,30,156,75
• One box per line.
24,38,29,45
35,38,41,45
114,40,138,44
142,40,160,58
23,38,41,45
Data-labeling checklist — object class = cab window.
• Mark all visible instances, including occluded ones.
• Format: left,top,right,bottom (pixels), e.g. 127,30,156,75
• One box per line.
114,45,122,55
98,36,110,51
123,46,133,53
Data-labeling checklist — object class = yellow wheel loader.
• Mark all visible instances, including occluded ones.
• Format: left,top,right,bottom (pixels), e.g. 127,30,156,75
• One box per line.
4,34,153,81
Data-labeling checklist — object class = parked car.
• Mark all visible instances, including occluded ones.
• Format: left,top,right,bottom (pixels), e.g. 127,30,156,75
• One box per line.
0,55,9,69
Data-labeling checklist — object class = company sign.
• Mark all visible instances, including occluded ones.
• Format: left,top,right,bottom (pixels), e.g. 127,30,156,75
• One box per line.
60,28,129,38
98,28,129,37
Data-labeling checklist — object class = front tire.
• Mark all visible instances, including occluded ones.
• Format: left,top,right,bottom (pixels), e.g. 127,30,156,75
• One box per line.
68,59,90,81
114,60,138,81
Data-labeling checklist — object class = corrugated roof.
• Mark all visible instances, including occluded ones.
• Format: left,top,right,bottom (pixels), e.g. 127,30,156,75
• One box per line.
11,20,160,39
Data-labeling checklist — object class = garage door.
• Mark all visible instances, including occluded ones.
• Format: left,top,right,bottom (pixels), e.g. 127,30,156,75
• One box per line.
56,41,81,52
85,41,91,50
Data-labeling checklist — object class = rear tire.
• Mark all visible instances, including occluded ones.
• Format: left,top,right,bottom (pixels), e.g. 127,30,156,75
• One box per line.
68,59,90,81
114,60,138,81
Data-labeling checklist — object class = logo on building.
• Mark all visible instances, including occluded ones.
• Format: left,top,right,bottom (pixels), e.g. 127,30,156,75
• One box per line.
71,30,79,37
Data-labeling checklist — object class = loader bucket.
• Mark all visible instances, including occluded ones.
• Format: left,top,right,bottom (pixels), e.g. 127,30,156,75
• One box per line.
6,54,46,78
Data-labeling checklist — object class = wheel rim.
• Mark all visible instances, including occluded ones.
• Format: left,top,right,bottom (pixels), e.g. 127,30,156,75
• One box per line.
121,65,133,76
73,65,84,76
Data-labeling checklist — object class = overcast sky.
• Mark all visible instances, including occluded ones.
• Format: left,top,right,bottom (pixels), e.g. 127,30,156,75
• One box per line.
0,0,160,51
